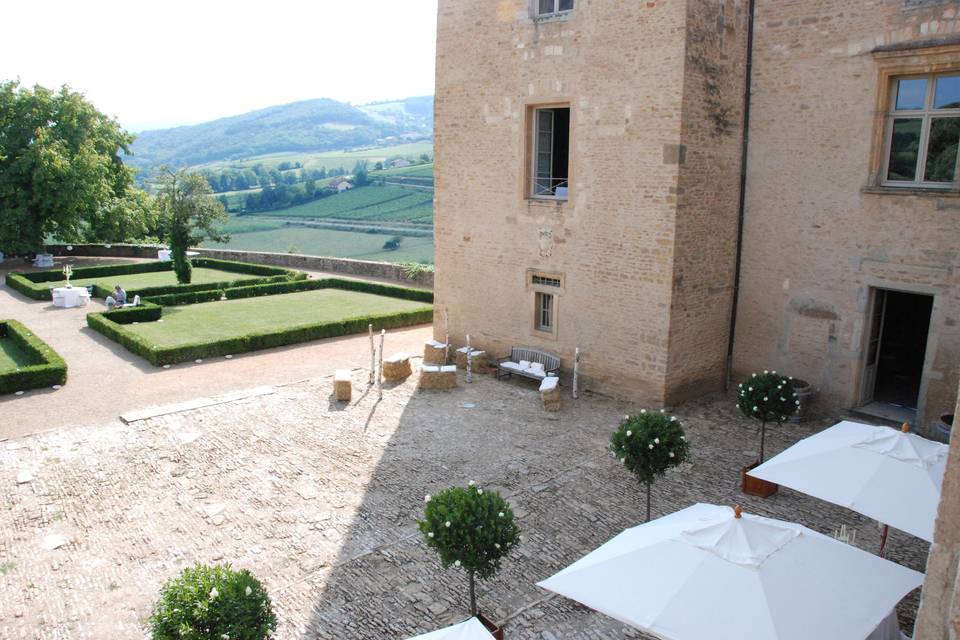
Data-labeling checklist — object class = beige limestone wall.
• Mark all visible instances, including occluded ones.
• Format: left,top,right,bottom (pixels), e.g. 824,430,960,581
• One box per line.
733,0,960,426
914,385,959,639
435,0,747,403
666,0,749,403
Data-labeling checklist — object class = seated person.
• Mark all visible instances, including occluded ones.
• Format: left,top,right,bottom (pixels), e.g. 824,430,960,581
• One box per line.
113,285,127,306
105,295,117,309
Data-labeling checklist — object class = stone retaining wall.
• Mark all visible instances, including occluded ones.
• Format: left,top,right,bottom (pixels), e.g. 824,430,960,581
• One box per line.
44,244,433,288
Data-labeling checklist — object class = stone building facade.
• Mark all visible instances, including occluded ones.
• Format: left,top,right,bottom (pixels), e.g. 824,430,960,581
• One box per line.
433,0,960,426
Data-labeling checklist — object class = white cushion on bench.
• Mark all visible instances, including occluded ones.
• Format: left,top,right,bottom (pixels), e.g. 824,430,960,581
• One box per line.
426,340,448,349
501,361,523,372
423,365,456,373
539,376,559,391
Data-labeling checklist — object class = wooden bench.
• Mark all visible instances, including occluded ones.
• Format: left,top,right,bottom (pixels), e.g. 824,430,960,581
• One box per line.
497,347,560,383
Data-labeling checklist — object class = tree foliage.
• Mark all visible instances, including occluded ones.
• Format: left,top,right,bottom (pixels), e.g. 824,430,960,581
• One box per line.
156,169,229,284
610,411,691,521
0,81,155,253
148,563,277,640
736,371,798,462
419,484,521,615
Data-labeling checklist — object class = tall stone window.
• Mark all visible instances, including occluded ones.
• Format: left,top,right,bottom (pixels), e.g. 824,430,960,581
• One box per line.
530,106,570,199
537,0,574,18
529,271,563,337
883,73,960,187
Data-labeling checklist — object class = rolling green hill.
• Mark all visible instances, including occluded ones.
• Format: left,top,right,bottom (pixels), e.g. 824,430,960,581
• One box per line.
127,96,433,172
245,185,433,224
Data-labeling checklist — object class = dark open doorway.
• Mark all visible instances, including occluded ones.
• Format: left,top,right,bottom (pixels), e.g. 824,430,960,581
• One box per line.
863,289,933,410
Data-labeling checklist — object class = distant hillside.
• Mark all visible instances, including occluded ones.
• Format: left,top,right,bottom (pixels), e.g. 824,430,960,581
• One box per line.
127,96,433,172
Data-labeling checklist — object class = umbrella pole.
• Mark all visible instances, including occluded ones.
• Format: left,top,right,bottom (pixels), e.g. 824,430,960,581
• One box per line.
879,524,890,557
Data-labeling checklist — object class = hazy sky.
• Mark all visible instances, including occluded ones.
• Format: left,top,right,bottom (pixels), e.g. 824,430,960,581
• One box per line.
2,0,438,131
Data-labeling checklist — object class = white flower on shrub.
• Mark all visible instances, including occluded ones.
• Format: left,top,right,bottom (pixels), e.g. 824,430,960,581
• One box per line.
626,430,632,437
640,409,647,414
424,494,431,503
428,532,434,538
454,560,461,567
670,417,676,422
209,587,219,600
468,480,475,487
494,543,501,549
669,452,675,458
498,511,504,518
654,438,660,444
477,489,483,495
445,521,451,528
245,586,252,597
648,444,654,450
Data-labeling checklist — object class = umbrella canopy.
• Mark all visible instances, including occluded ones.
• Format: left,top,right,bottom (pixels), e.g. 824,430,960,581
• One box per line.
749,420,947,542
538,504,923,640
405,617,495,640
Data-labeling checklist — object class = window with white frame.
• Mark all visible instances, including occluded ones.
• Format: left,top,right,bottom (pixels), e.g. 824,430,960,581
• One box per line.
537,0,574,17
531,107,570,198
535,292,554,332
883,73,960,187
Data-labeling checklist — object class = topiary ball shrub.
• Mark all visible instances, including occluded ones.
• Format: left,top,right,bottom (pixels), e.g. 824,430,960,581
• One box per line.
418,483,521,616
610,410,691,522
148,563,277,640
736,370,798,463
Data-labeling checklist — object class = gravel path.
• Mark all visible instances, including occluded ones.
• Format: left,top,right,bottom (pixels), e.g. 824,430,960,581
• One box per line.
0,257,432,439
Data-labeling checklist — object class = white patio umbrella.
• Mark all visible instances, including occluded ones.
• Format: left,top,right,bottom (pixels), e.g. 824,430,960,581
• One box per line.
749,420,948,543
538,504,923,640
405,617,496,640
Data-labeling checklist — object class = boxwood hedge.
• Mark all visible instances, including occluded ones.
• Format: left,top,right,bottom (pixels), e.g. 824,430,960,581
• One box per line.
0,320,68,395
6,258,305,301
86,280,434,366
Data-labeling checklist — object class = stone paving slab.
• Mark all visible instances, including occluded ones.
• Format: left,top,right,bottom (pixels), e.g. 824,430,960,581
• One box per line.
0,369,928,639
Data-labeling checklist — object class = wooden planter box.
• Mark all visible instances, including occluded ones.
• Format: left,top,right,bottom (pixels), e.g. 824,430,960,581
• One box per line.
741,461,778,498
477,613,504,640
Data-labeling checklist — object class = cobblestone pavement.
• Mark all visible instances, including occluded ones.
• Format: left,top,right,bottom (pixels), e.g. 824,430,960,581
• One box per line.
0,368,929,639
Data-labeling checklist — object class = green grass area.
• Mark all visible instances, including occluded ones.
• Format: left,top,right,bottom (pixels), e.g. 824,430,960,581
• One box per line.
124,289,431,348
372,163,434,179
195,142,433,174
249,185,434,223
66,268,263,291
0,337,40,372
208,227,434,263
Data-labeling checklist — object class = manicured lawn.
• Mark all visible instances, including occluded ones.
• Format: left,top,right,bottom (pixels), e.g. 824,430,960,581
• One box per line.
66,268,264,291
123,289,432,347
0,337,40,372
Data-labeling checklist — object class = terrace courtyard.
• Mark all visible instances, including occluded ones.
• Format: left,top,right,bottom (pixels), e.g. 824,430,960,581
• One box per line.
0,366,929,639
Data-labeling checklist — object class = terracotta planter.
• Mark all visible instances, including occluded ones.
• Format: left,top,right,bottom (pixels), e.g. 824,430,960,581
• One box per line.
477,613,504,640
742,461,778,498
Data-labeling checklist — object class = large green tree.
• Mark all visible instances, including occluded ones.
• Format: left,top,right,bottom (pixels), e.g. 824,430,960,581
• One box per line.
0,81,154,253
155,169,228,283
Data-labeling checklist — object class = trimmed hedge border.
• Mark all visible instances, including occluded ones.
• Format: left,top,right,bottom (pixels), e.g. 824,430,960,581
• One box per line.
222,277,433,303
86,280,434,366
0,320,68,395
5,258,306,301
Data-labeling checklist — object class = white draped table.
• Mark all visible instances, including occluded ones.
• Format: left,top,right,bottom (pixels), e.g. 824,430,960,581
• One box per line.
52,287,91,308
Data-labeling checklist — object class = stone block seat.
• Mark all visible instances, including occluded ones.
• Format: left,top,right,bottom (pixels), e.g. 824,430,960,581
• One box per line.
383,352,413,382
423,340,449,365
456,346,489,372
540,375,561,411
333,370,352,402
496,347,560,384
419,365,457,390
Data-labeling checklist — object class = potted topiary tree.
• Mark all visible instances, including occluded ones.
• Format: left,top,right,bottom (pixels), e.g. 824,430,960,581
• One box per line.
148,563,276,640
610,410,691,522
419,483,522,639
737,370,799,497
